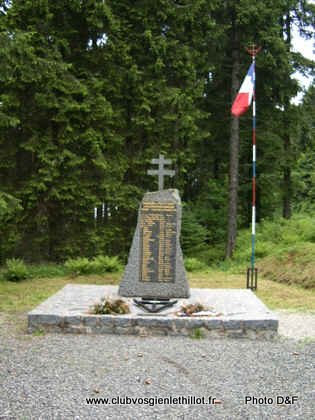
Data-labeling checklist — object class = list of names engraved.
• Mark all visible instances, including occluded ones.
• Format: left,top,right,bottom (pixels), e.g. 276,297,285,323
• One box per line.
139,202,177,283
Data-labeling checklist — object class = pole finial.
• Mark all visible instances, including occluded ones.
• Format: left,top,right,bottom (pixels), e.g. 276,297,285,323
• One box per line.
246,43,261,58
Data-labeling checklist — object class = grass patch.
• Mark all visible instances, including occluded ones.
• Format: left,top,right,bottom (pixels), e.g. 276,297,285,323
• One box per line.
189,271,315,312
0,273,121,313
32,328,46,337
190,327,205,339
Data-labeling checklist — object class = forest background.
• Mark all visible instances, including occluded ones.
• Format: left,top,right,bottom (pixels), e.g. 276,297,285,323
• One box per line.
0,0,314,277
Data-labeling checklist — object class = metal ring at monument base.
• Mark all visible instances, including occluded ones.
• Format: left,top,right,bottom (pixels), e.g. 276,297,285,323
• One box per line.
133,298,178,313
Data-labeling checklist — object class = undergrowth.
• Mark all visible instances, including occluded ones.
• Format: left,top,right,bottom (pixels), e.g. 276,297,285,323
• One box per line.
0,255,123,282
1,213,314,291
214,213,315,289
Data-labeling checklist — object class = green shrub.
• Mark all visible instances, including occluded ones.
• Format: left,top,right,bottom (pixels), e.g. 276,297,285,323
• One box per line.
90,255,122,273
27,264,66,278
258,242,315,289
231,214,315,263
64,257,92,276
181,206,209,256
197,245,225,265
3,258,29,282
184,257,207,272
64,255,122,276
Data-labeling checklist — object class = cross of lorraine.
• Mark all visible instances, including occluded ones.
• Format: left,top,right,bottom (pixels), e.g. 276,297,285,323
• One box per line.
147,154,175,190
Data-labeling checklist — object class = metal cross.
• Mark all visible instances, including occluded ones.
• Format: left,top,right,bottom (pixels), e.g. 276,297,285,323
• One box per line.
147,154,175,190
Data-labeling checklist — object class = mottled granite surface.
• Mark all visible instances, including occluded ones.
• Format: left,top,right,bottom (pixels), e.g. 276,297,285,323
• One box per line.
119,189,189,298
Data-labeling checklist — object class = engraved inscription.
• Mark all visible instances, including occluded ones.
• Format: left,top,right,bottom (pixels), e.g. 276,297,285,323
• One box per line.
139,202,177,283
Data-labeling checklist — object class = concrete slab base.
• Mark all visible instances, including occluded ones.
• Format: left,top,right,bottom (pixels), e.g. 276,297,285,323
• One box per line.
27,285,278,339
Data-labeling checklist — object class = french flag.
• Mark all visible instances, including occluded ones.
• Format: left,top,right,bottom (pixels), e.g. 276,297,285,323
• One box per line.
231,63,255,117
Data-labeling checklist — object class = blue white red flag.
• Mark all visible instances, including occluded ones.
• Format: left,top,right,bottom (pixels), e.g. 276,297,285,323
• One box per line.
231,63,255,117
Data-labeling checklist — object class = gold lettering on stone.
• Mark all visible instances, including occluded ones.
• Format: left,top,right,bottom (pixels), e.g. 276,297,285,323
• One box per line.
139,202,177,283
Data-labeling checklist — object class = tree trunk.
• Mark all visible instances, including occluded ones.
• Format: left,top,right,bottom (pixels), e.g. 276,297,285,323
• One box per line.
282,12,292,219
226,22,240,259
282,132,292,218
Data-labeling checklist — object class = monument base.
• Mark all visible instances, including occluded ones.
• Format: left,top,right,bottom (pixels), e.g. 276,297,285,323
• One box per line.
28,285,278,339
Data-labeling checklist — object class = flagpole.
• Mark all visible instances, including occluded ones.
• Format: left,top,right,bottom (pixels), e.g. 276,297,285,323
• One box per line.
251,51,256,274
246,44,260,290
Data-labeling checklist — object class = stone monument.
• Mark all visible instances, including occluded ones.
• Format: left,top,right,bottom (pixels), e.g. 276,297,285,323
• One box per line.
27,160,279,337
118,154,190,310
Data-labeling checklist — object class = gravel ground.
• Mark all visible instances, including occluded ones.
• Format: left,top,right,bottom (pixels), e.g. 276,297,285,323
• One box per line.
277,311,315,340
0,312,314,420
